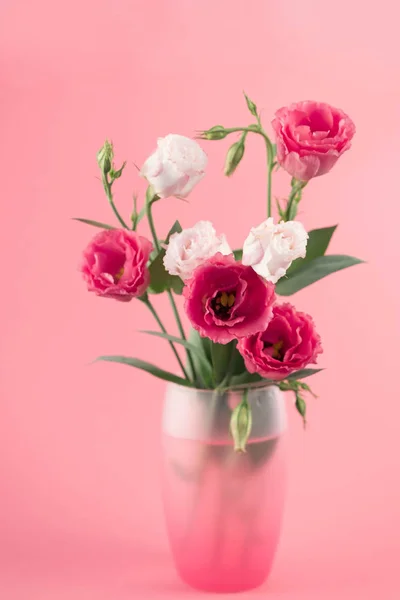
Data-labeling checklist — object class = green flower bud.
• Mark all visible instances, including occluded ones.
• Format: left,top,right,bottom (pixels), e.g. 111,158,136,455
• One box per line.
201,125,228,141
131,195,139,230
230,396,252,453
224,139,245,177
295,393,307,428
110,160,127,180
243,92,258,117
97,140,114,175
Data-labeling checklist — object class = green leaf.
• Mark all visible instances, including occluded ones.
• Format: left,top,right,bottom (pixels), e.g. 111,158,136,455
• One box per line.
286,368,323,380
189,327,212,360
305,225,337,261
233,249,243,261
165,220,183,241
287,225,337,275
73,218,115,230
211,341,235,386
96,355,193,387
148,221,184,295
227,372,264,388
276,255,364,296
149,240,165,263
229,345,247,377
188,328,213,387
139,331,213,386
148,254,184,294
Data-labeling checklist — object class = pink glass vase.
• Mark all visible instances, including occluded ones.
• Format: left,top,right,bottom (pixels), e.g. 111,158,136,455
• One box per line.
162,383,287,593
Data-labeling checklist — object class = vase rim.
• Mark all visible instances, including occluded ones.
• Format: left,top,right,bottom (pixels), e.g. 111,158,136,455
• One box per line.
167,381,278,394
163,381,286,441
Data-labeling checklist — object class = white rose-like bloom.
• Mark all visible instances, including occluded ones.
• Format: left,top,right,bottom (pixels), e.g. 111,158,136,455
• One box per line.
163,221,231,281
242,218,308,283
140,134,208,199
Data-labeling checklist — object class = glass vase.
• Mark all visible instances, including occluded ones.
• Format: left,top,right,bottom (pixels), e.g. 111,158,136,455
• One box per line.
161,382,287,593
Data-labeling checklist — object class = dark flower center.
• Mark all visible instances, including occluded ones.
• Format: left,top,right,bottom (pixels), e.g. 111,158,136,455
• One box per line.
114,267,124,282
263,340,284,361
211,291,236,320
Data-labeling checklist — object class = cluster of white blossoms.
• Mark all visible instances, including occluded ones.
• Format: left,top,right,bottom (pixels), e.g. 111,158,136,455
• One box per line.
141,133,308,283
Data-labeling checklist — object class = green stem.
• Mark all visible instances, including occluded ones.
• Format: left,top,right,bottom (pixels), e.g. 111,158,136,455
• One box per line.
217,343,237,389
266,141,273,218
141,295,189,380
145,195,161,253
225,125,274,218
145,191,198,383
285,180,308,221
101,173,129,229
242,387,249,406
167,290,197,383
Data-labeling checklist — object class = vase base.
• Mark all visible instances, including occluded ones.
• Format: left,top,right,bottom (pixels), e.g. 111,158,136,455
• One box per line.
178,571,269,594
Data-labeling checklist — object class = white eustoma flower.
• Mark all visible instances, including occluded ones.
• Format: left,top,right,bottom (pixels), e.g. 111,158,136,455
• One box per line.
140,134,207,199
242,218,308,283
164,221,231,281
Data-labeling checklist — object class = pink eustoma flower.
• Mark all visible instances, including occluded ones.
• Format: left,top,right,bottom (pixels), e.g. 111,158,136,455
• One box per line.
272,101,355,181
81,229,153,302
183,253,276,344
238,303,323,380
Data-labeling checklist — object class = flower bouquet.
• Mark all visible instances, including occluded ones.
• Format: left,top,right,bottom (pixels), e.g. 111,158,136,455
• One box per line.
76,95,361,592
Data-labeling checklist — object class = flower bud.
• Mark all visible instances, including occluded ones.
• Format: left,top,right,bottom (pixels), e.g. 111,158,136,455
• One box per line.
243,92,258,117
109,161,127,180
295,393,307,428
230,396,252,453
201,125,229,141
97,140,114,175
224,139,245,177
130,195,139,230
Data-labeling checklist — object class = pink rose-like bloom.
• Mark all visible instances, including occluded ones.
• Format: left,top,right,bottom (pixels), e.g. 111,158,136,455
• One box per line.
272,101,355,181
183,253,276,345
238,303,322,380
81,229,153,302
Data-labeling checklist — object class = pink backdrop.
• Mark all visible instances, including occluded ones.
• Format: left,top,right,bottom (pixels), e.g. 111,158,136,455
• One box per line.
1,1,400,598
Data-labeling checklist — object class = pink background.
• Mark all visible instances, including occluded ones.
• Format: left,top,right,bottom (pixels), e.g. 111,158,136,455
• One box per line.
1,1,400,598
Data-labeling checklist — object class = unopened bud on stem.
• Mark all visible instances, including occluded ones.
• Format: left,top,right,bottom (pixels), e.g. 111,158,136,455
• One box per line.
224,137,246,177
243,92,258,118
295,393,307,428
230,392,252,452
200,125,229,141
97,140,114,175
